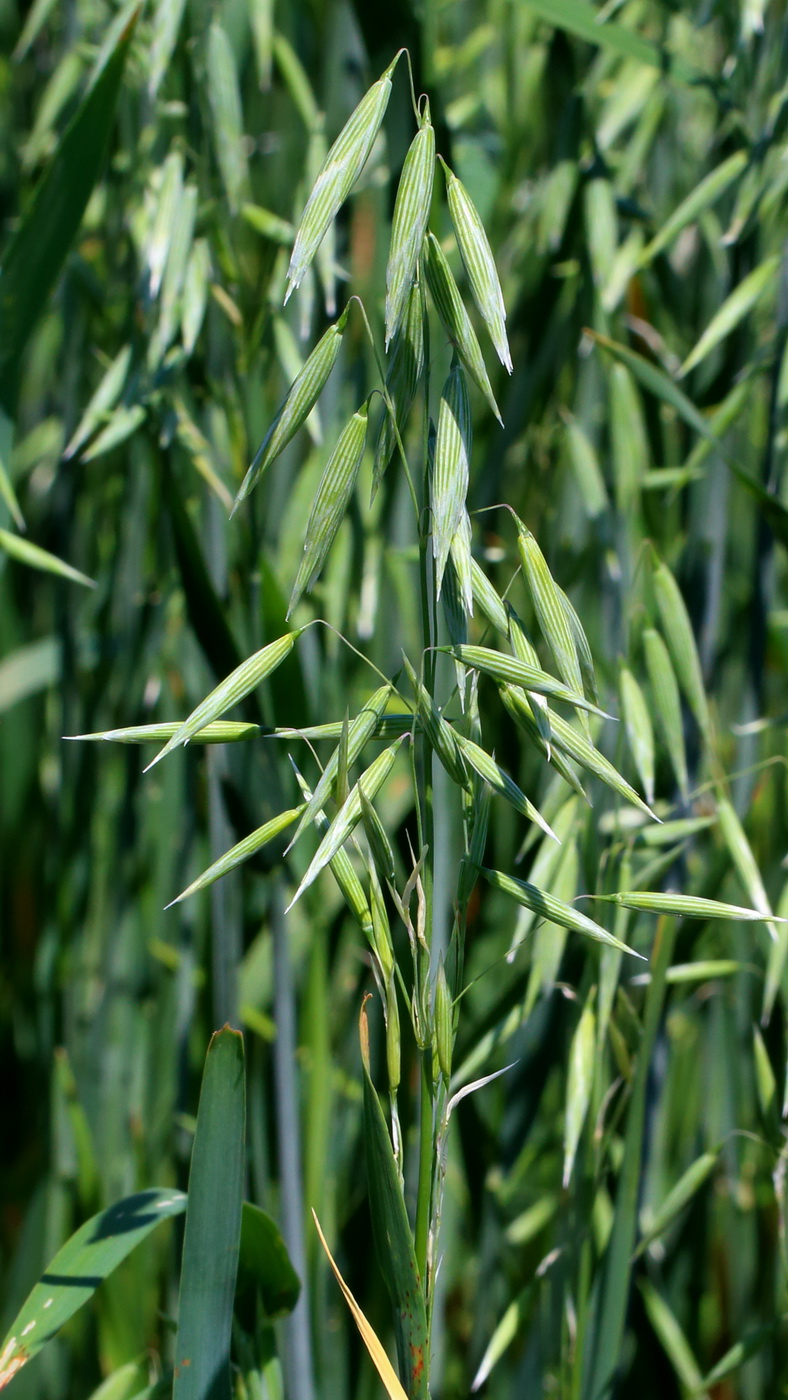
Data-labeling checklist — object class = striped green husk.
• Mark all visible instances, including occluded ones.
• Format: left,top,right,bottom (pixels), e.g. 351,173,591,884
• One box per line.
373,281,424,496
594,891,785,921
233,309,348,509
292,763,374,940
441,157,512,373
145,631,303,770
447,644,608,716
288,400,369,615
287,737,406,909
482,868,641,956
498,684,589,803
265,714,413,742
286,57,398,298
454,732,557,841
535,695,655,819
432,361,472,598
166,805,304,906
643,627,688,800
385,112,435,347
471,558,508,634
402,653,470,791
67,721,260,745
457,782,492,909
557,585,598,703
517,525,586,706
449,508,474,616
507,606,552,753
288,682,393,848
359,789,397,885
423,233,502,423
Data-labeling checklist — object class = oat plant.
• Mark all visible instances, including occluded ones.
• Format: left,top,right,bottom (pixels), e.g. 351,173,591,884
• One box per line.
50,49,778,1400
4,9,788,1399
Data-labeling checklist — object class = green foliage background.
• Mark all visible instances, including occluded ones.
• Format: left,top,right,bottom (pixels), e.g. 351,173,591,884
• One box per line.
1,0,787,1396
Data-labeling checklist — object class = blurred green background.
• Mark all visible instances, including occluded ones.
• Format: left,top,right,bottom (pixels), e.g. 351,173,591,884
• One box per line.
1,0,787,1396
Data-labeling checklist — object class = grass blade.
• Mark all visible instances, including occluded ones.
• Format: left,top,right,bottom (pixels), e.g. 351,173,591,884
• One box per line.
619,663,655,807
581,916,676,1399
520,0,699,83
0,528,95,588
564,989,596,1187
359,1002,429,1398
639,1280,709,1398
63,344,132,459
0,1191,186,1388
236,1202,301,1323
639,151,748,265
643,628,688,801
173,1027,245,1400
680,256,779,377
312,1211,408,1400
634,1151,718,1259
0,10,137,410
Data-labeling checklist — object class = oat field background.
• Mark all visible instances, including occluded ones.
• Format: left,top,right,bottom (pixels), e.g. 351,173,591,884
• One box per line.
1,0,788,1397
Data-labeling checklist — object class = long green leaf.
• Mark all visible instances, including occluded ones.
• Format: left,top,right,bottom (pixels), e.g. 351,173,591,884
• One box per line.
173,1028,245,1400
680,256,779,377
0,528,95,588
0,1190,186,1388
521,0,699,83
0,11,137,411
360,1002,429,1398
581,916,675,1399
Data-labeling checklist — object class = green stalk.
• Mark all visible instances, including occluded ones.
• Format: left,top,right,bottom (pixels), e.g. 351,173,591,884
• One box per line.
414,282,436,1316
414,1050,435,1292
